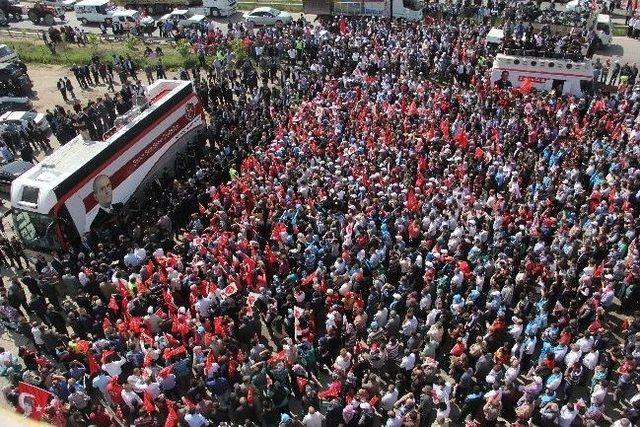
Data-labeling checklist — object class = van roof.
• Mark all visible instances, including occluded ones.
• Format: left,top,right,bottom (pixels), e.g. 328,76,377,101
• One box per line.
597,13,611,24
75,0,110,6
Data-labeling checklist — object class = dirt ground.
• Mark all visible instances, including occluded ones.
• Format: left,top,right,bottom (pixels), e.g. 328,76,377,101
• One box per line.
28,64,179,118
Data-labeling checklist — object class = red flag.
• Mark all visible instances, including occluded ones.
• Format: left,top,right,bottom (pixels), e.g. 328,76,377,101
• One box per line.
440,118,450,139
165,400,179,427
143,390,156,413
101,349,115,365
87,352,100,375
205,351,216,374
301,271,317,287
102,317,112,332
213,316,225,336
271,222,287,241
145,260,155,277
158,364,173,378
454,129,469,149
75,340,91,354
17,382,52,420
408,100,418,116
228,358,237,378
519,77,534,94
108,295,119,312
128,317,142,334
406,189,418,212
474,147,484,159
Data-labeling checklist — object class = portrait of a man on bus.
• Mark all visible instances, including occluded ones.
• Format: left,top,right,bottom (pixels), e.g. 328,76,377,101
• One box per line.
90,174,123,231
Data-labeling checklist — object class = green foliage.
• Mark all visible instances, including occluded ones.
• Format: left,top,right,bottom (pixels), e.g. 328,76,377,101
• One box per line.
0,39,189,70
124,36,142,53
86,33,99,52
175,38,191,58
229,38,248,66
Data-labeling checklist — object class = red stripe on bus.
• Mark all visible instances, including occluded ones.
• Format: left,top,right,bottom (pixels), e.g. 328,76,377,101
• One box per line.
82,104,202,212
494,67,592,78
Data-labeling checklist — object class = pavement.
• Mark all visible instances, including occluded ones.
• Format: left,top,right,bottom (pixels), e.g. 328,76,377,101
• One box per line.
1,2,316,36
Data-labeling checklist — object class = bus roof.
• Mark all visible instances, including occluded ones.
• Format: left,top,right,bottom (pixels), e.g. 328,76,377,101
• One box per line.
11,80,193,214
493,53,593,79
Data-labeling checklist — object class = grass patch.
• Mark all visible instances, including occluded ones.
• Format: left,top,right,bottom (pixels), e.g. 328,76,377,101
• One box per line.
613,23,628,37
0,38,197,70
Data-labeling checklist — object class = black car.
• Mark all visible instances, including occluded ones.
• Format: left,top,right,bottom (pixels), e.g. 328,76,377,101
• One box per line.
0,96,32,114
0,61,32,96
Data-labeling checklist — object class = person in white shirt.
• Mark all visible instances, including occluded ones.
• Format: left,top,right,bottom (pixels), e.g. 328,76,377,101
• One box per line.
302,406,324,427
103,356,126,377
123,248,141,268
380,384,399,411
399,350,416,372
564,344,582,368
591,380,608,405
583,349,599,371
401,312,418,336
120,383,142,411
333,348,352,372
559,402,578,427
184,408,209,427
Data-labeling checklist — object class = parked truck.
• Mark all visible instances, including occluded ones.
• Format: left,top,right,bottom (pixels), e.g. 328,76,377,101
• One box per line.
303,0,424,20
122,0,236,17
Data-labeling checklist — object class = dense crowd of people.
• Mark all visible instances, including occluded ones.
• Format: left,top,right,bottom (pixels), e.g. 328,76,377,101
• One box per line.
0,11,640,427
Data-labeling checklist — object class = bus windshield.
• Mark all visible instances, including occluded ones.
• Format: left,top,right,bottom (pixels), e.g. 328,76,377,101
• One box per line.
12,209,59,251
402,0,423,11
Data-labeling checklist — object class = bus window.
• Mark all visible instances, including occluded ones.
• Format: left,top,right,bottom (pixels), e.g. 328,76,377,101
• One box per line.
12,209,59,251
596,23,610,35
402,0,422,11
20,186,39,204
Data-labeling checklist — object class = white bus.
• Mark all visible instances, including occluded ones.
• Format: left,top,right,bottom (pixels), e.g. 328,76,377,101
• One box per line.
10,80,205,251
491,53,594,97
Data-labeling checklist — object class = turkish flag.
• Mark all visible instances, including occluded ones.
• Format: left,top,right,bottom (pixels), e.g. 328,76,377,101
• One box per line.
165,400,179,427
87,352,100,375
108,295,119,312
17,382,52,420
143,390,156,413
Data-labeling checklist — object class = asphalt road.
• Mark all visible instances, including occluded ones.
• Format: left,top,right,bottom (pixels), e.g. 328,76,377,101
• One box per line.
2,4,314,36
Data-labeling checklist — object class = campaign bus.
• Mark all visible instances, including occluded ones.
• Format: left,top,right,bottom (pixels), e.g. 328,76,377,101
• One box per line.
10,79,205,251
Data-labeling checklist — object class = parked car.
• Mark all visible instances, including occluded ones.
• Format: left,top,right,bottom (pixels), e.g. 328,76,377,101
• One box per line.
0,97,32,114
0,62,32,96
158,9,207,29
0,111,51,135
243,7,292,26
74,0,116,24
42,0,77,13
0,158,33,195
0,45,17,63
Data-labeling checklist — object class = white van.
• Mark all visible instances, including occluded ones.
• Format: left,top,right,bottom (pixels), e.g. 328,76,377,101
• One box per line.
111,9,139,32
491,53,594,97
74,0,117,24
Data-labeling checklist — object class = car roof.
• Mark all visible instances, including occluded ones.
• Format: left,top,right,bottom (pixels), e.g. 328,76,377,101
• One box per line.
1,111,28,120
252,6,277,13
113,9,137,17
171,9,188,14
75,0,110,6
0,96,29,102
